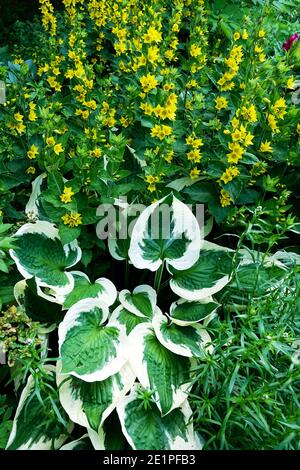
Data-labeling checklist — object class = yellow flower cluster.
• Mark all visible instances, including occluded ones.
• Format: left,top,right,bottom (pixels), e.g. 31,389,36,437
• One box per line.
27,144,39,160
60,186,74,203
39,0,56,36
220,166,240,184
150,124,173,140
146,175,160,193
7,112,26,134
218,45,243,91
61,212,82,227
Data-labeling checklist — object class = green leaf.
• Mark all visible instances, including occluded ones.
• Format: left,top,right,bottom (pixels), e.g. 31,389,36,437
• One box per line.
126,322,191,415
129,194,201,272
117,386,202,450
59,299,126,382
6,366,72,450
10,221,81,296
119,285,156,318
169,241,234,301
169,299,219,325
57,363,135,432
58,224,81,245
153,309,213,358
110,305,148,335
63,272,117,309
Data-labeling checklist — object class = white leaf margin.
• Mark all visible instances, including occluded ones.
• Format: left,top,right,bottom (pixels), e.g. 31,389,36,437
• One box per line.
56,361,136,431
58,298,127,382
128,194,202,272
124,319,190,415
116,385,202,450
119,284,157,318
152,308,213,357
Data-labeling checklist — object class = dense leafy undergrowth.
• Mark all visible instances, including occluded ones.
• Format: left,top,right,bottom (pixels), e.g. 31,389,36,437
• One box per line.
0,0,300,451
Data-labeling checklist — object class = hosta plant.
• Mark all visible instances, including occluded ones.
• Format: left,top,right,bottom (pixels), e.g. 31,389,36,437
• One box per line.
5,194,240,450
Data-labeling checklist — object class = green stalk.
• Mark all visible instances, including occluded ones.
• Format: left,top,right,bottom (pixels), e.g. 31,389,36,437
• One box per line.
154,262,164,292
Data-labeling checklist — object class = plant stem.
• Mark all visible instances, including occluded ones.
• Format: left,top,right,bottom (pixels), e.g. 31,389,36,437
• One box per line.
154,262,164,292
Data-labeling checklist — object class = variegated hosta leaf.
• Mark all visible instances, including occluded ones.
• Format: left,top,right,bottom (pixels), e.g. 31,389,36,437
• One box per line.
125,321,191,415
117,385,202,450
57,362,136,432
110,305,148,335
87,428,106,450
14,278,63,323
107,199,136,261
169,241,234,301
63,271,117,309
152,308,213,358
168,298,219,326
25,173,47,220
58,298,126,382
59,434,93,450
128,194,201,272
119,284,156,318
10,221,81,297
6,366,72,450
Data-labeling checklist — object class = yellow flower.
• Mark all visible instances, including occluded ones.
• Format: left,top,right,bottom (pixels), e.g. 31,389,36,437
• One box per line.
146,175,160,184
164,151,174,163
287,78,296,90
241,104,257,123
147,184,156,193
215,96,228,111
0,210,3,217
54,143,64,155
190,44,202,57
242,30,248,40
233,32,240,41
89,148,102,158
147,46,160,64
61,212,82,227
14,112,23,122
259,141,273,153
220,166,240,184
26,166,36,174
258,29,266,38
150,124,172,140
16,123,26,134
27,144,39,160
60,186,74,204
220,189,232,207
46,136,56,146
273,97,287,119
187,149,202,163
28,110,37,121
296,124,300,135
267,114,279,133
190,167,201,180
140,74,158,93
143,26,162,44
254,45,264,54
227,142,244,163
